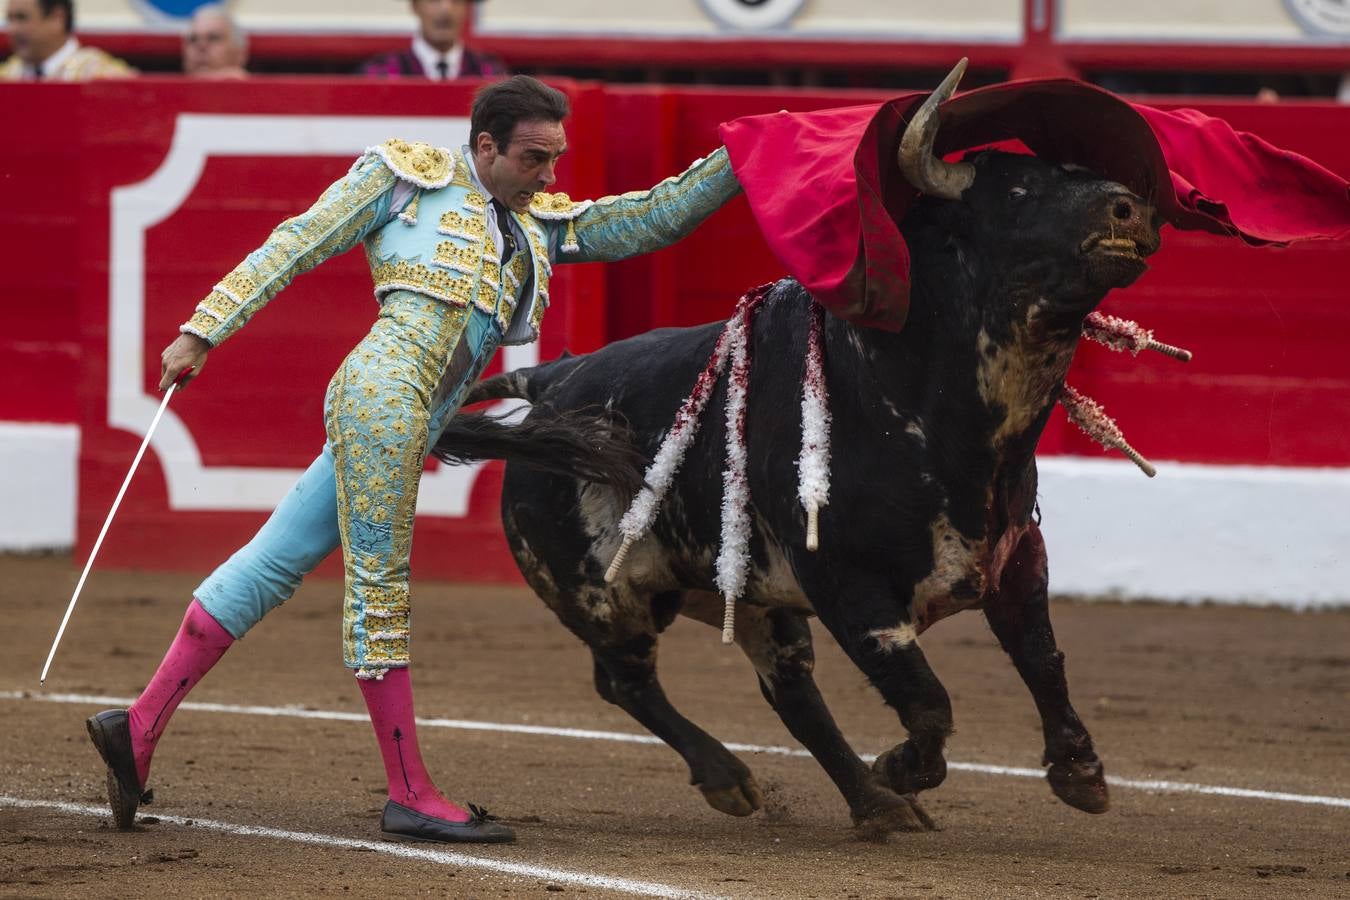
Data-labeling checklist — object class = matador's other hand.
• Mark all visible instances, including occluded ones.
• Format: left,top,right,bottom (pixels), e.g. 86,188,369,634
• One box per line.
160,333,210,390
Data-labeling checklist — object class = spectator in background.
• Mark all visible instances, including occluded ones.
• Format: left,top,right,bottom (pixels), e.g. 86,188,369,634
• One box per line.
1,0,132,80
183,3,248,80
1339,74,1350,103
358,0,506,80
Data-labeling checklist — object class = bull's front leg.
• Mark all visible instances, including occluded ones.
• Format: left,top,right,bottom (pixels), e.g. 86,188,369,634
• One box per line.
983,523,1109,813
809,586,954,810
682,594,934,835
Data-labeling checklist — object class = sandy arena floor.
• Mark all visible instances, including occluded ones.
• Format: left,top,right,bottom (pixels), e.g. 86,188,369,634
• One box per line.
1,554,1347,898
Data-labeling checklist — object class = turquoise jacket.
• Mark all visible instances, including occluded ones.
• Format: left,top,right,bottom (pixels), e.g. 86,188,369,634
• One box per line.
181,139,742,348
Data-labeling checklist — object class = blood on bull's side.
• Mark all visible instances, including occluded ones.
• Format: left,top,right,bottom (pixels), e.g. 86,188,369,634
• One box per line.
434,68,1183,835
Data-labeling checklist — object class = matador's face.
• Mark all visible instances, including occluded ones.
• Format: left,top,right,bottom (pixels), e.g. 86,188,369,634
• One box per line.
474,119,568,214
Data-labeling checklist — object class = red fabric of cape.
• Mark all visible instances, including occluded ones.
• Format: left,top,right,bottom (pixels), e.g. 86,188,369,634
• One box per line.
718,79,1350,332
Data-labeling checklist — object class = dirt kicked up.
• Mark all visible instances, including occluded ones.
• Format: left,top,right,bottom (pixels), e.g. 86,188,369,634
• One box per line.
1,554,1347,898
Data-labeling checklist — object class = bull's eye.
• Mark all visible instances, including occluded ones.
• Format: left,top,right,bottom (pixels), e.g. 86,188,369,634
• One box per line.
1009,186,1028,201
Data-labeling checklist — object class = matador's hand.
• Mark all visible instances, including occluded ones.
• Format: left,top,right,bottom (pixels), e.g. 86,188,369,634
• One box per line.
160,333,210,390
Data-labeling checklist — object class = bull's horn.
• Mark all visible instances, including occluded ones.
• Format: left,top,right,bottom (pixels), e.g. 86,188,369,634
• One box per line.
897,58,976,201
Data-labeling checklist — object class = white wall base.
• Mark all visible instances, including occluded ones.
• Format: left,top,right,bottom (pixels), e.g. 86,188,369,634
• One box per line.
1,423,1345,607
1038,457,1349,609
0,423,79,551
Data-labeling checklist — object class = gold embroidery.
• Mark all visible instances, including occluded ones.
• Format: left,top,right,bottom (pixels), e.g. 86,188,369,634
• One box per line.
583,148,733,227
438,208,486,240
433,240,481,274
528,190,590,219
217,269,260,303
371,259,474,307
450,154,474,188
186,157,393,345
506,252,530,294
377,138,453,188
399,192,420,225
199,290,239,319
182,311,218,339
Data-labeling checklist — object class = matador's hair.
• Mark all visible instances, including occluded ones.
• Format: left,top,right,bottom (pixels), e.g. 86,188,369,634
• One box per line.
470,75,570,151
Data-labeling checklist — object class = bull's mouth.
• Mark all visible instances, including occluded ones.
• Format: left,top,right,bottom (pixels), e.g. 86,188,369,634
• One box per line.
1079,232,1157,285
1080,235,1148,260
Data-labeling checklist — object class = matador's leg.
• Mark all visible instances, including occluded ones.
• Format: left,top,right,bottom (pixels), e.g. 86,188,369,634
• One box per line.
328,294,472,676
331,294,510,838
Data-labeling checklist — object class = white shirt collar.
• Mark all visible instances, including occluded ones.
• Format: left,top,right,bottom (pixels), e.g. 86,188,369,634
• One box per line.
462,147,511,240
461,146,487,193
33,36,78,79
463,146,527,268
411,33,462,80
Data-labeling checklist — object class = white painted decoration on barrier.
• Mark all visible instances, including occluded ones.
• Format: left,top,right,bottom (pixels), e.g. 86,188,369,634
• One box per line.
108,114,531,518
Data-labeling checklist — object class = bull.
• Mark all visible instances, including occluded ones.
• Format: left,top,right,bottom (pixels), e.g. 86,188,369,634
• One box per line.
435,66,1162,835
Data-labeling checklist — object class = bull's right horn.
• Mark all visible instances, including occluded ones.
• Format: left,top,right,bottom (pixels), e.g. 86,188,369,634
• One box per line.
897,58,976,201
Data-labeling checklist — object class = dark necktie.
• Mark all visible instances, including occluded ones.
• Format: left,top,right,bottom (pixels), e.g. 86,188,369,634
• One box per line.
435,59,449,80
491,199,517,264
32,66,43,81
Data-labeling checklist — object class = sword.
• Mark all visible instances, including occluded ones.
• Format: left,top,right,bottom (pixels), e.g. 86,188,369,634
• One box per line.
40,379,183,684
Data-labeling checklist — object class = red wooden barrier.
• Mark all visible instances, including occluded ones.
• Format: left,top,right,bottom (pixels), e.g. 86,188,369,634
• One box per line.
60,79,608,581
0,79,1346,580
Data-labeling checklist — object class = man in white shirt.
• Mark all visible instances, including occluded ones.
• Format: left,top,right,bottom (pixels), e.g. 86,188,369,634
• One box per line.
1,0,132,80
358,0,507,80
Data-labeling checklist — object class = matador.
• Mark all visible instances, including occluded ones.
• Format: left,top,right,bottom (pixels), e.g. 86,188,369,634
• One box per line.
87,76,741,844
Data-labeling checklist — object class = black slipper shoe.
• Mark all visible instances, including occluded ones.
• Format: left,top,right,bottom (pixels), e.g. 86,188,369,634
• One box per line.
86,709,153,830
380,800,516,844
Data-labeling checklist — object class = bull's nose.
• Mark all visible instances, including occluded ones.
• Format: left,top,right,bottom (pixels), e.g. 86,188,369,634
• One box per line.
1104,193,1159,245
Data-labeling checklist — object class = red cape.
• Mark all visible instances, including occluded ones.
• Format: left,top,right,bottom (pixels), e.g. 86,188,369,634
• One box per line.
718,79,1350,331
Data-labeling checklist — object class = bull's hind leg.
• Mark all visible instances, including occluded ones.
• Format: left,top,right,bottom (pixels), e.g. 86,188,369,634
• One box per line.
575,589,764,817
504,495,759,816
681,593,935,835
984,524,1108,813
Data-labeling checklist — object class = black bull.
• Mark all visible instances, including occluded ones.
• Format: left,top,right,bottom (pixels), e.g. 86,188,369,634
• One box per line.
435,107,1163,835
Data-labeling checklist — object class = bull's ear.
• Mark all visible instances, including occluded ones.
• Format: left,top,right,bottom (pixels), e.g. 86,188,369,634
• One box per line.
897,59,976,201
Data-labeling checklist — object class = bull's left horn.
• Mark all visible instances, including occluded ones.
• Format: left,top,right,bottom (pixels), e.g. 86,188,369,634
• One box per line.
897,58,976,201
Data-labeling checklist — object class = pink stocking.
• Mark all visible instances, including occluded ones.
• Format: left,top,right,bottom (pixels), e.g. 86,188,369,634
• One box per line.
126,598,235,788
358,667,470,823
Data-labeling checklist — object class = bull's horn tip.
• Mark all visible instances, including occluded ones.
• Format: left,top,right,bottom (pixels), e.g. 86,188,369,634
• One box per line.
942,58,969,92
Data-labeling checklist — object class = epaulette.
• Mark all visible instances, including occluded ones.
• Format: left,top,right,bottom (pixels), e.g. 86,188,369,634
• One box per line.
368,138,455,190
528,191,593,221
529,192,594,253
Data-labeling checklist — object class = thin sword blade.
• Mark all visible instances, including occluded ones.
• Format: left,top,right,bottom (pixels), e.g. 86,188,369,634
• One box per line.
40,382,179,683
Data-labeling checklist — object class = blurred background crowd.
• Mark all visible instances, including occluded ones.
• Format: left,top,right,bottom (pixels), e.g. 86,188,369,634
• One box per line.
3,0,1347,99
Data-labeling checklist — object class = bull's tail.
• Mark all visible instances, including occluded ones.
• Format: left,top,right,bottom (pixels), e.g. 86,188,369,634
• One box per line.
461,368,533,406
432,405,648,497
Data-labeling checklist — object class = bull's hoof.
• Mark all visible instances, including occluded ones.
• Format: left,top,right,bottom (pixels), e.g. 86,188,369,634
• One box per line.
699,778,764,817
871,743,947,795
852,792,937,840
1047,759,1110,813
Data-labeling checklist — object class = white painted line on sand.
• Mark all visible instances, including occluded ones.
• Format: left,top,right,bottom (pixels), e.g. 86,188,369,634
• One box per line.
7,691,1349,811
0,796,726,900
